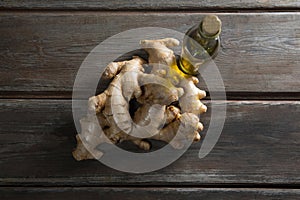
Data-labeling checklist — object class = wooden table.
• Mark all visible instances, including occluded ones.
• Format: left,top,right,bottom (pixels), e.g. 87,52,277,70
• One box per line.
0,1,300,199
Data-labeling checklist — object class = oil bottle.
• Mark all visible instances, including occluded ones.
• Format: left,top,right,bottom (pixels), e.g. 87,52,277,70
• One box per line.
178,15,222,75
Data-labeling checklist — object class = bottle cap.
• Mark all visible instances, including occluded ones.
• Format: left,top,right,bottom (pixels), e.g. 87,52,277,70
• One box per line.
201,15,222,38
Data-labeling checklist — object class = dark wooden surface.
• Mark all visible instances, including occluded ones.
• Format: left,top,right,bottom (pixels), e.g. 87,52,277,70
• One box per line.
0,100,299,186
0,12,300,96
0,0,299,10
1,0,300,199
1,187,300,200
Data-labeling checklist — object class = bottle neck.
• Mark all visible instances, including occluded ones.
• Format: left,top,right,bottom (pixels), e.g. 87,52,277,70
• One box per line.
197,23,220,57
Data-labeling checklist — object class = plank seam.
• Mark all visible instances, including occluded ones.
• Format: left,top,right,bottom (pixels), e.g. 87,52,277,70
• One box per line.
0,8,300,13
0,92,300,100
0,184,300,189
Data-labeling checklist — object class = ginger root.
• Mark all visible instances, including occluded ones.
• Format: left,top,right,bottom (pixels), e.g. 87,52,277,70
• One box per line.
73,38,206,161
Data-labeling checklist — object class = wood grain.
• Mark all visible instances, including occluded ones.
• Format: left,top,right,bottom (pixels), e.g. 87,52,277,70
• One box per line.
1,0,299,197
0,0,299,10
1,187,300,199
0,99,299,186
0,12,300,96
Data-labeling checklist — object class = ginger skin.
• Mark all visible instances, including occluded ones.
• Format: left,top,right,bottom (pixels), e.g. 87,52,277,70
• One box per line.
73,38,206,161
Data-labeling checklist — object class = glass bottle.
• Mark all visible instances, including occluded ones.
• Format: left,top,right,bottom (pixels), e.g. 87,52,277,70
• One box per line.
179,15,222,75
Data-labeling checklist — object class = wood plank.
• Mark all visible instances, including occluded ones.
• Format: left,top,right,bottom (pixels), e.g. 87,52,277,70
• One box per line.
1,187,300,199
1,12,300,96
0,99,299,186
0,0,299,10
